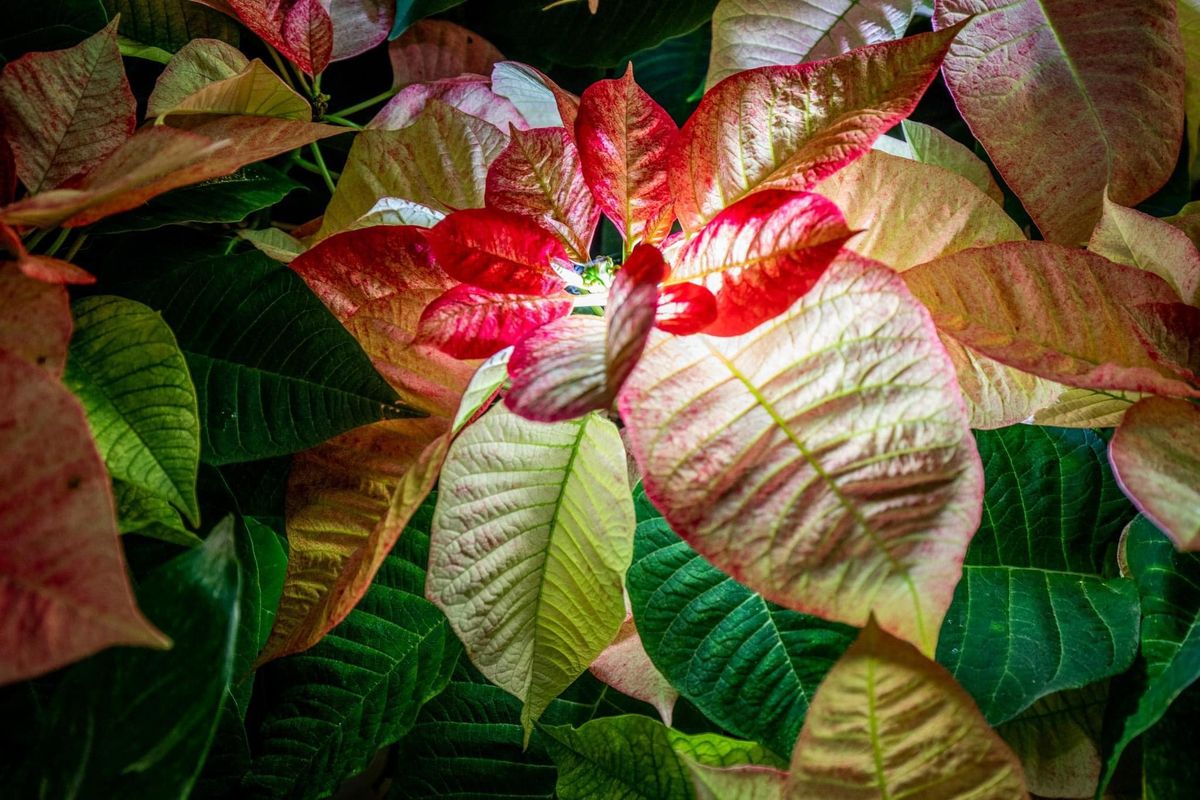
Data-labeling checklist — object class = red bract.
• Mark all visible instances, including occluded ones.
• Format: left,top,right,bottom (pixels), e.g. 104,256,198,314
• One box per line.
576,64,678,246
226,0,335,76
418,284,574,361
429,207,570,296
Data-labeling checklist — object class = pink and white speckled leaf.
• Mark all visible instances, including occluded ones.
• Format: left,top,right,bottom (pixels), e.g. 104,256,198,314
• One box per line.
418,284,573,360
619,254,983,654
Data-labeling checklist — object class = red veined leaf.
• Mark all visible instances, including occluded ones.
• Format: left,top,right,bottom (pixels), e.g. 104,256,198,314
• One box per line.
0,118,346,229
0,263,71,375
492,61,579,130
589,612,678,725
0,348,168,685
671,24,961,232
786,619,1029,798
1110,397,1200,551
935,0,1184,244
505,244,663,422
0,223,94,285
619,254,983,654
670,189,852,336
1130,302,1200,385
0,19,134,193
485,126,599,261
576,64,678,245
225,0,334,75
1089,194,1200,306
904,242,1200,399
655,281,717,335
260,226,476,662
323,0,394,63
389,20,504,88
430,207,569,295
1,135,17,206
318,100,508,239
418,283,574,360
369,75,529,132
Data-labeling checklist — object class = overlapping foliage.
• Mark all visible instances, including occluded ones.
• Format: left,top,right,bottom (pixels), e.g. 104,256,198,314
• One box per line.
2,1,1199,798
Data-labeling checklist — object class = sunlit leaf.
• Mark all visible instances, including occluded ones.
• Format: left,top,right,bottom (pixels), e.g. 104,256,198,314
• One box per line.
64,296,201,523
706,0,918,89
452,347,511,434
936,426,1140,723
904,241,1199,399
0,348,167,685
428,403,635,737
112,479,202,547
370,74,529,131
872,119,1004,204
0,19,134,192
627,483,853,757
146,37,310,120
1031,388,1141,429
1110,397,1200,551
620,254,982,654
671,24,960,231
576,64,677,245
544,714,784,800
1089,194,1200,306
418,283,573,360
485,126,599,260
351,196,446,229
319,101,506,238
430,207,568,295
786,620,1028,798
491,60,578,129
389,19,503,88
1099,516,1200,792
670,189,851,336
935,0,1184,244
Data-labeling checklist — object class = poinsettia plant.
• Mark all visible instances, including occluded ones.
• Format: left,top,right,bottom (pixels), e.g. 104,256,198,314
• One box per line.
2,1,1200,798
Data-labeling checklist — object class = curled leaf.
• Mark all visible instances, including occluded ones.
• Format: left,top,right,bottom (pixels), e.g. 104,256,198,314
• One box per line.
369,75,528,132
1089,194,1200,306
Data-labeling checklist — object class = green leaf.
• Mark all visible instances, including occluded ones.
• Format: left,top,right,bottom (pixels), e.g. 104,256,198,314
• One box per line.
0,0,107,65
105,248,416,464
103,0,238,52
92,164,303,234
466,0,719,69
1098,516,1200,794
243,496,460,800
543,714,783,800
391,0,467,39
241,516,287,659
113,478,202,547
65,295,202,523
1143,682,1200,800
627,483,853,759
30,518,241,798
428,404,635,738
936,426,1140,724
393,664,657,800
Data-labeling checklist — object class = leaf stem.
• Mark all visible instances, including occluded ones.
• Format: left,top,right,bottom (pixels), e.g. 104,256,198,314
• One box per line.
321,114,362,130
44,228,71,258
266,45,300,93
22,227,52,250
308,143,337,193
63,232,88,262
290,63,313,98
329,87,399,119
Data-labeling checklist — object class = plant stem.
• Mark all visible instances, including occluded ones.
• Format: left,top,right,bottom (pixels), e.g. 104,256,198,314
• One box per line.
329,87,399,119
22,227,52,250
321,114,362,130
309,143,337,193
63,232,88,262
290,63,313,97
44,228,71,258
266,45,300,93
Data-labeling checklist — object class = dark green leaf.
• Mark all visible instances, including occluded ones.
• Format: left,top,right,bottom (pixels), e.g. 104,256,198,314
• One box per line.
103,0,238,52
92,164,302,234
542,714,780,800
936,426,1141,724
464,0,718,69
0,0,107,64
66,295,201,522
626,483,853,759
106,249,417,464
619,24,710,124
30,519,241,798
1099,516,1200,794
391,0,467,39
243,497,460,800
1143,682,1200,800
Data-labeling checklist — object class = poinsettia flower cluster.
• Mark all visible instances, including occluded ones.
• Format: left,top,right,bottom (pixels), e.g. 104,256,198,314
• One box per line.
414,64,863,422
